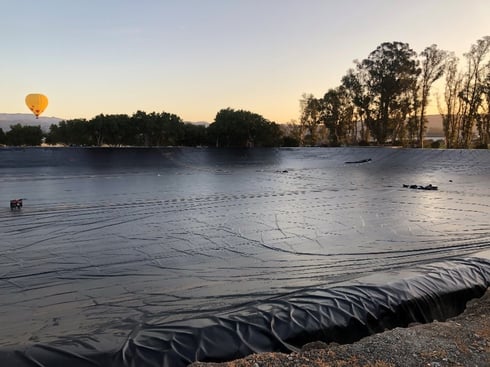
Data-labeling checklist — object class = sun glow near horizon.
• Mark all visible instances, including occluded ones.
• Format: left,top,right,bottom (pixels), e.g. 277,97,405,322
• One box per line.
0,1,488,123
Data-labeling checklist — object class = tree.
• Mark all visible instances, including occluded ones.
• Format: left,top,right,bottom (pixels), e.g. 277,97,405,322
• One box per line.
131,110,151,146
50,119,92,146
477,68,490,147
417,45,448,147
439,54,464,148
459,36,490,148
320,87,355,146
299,93,322,146
116,114,139,146
360,42,420,144
91,114,110,146
131,111,184,147
281,120,302,147
181,123,207,146
91,114,132,146
0,128,5,145
341,65,372,144
5,124,43,146
159,112,185,146
208,108,281,147
251,114,282,147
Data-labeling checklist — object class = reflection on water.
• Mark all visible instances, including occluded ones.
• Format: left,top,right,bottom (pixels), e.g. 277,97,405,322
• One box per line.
0,147,489,345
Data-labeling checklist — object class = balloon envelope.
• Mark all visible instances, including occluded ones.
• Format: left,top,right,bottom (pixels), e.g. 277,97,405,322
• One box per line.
25,93,48,118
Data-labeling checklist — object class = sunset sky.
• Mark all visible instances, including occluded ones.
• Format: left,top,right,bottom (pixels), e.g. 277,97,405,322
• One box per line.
1,0,488,123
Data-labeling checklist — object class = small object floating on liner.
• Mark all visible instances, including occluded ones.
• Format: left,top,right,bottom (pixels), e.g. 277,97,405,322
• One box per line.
345,158,372,164
10,198,23,210
402,184,438,190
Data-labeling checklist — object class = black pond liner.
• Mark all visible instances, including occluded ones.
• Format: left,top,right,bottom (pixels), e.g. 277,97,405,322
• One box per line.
1,256,489,367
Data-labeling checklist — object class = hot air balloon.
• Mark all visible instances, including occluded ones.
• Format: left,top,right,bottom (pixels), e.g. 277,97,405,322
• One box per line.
25,93,48,119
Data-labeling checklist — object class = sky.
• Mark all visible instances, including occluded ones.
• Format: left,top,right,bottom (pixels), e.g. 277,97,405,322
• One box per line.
1,0,489,124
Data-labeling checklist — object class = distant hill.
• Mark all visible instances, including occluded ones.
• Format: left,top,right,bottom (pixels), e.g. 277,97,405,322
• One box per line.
0,113,62,132
184,121,210,127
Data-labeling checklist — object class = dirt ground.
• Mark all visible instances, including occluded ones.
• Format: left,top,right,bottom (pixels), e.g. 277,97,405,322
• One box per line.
190,289,489,367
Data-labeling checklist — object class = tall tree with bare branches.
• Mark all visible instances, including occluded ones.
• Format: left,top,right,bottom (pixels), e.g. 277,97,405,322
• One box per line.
439,55,464,148
417,45,448,147
459,36,490,148
477,69,490,147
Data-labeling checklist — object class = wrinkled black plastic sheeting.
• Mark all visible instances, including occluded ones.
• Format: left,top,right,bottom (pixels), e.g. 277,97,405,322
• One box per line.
1,257,489,367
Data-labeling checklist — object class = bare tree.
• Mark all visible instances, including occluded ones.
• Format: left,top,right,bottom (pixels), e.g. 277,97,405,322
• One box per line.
438,54,464,148
459,36,490,148
477,70,490,147
417,45,448,147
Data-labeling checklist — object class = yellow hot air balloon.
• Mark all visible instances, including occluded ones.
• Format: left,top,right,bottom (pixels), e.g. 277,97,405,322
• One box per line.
25,93,49,119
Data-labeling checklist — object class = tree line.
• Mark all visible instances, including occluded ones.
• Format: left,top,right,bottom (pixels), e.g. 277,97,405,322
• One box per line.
1,37,489,149
296,37,490,148
0,109,286,148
